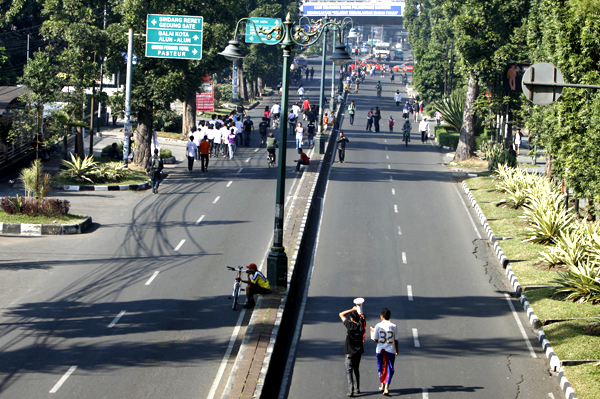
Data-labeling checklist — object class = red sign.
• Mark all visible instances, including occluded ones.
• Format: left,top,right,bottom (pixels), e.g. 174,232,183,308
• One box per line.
196,83,214,111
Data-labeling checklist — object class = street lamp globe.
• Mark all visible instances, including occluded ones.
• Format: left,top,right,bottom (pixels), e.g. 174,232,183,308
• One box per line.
331,43,351,66
219,40,244,61
347,28,359,40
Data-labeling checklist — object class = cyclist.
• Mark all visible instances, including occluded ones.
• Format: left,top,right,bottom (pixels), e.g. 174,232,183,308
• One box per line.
402,118,412,142
271,102,281,127
266,132,277,165
242,263,270,308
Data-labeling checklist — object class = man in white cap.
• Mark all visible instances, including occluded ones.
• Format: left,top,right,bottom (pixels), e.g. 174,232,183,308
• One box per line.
419,117,430,143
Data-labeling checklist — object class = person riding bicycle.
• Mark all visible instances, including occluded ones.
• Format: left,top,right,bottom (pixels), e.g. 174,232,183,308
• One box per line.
402,118,412,142
242,263,270,308
266,132,278,165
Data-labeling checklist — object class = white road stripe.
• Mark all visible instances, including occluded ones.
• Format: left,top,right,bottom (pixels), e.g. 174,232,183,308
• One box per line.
394,205,398,213
398,226,402,235
108,310,126,328
504,293,537,358
195,215,205,225
547,394,555,399
422,388,429,398
386,155,389,159
412,328,420,347
213,196,220,204
145,271,159,286
226,181,233,187
49,366,77,393
388,165,391,169
385,146,388,150
174,239,186,252
402,252,407,264
392,188,395,195
389,175,393,181
254,148,259,152
407,285,413,301
237,168,243,174
245,157,251,163
384,139,387,143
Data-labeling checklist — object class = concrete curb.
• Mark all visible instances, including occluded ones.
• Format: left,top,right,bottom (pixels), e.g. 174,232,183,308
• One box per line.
0,216,92,235
57,181,150,191
461,179,578,399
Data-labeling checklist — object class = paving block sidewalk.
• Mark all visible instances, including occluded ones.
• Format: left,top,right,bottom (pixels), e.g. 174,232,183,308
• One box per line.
226,146,326,399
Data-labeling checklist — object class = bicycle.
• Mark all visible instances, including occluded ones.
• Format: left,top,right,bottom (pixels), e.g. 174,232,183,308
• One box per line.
227,266,250,310
273,115,280,129
377,87,382,98
403,129,410,147
267,150,276,167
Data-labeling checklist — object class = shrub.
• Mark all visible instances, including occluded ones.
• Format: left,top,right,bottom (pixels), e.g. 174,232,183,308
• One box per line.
486,142,516,172
60,155,130,184
154,110,182,133
435,124,459,148
160,148,172,158
0,196,70,216
60,154,98,184
20,159,53,199
552,259,600,304
214,83,233,107
1,195,23,214
522,189,574,245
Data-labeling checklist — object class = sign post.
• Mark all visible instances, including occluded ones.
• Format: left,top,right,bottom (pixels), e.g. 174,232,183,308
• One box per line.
146,14,203,60
245,17,282,44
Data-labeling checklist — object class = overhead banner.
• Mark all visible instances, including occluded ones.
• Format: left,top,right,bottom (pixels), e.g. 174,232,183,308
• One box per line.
196,83,214,111
301,1,403,17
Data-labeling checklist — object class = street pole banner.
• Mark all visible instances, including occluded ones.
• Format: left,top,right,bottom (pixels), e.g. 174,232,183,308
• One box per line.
196,83,214,111
146,14,203,60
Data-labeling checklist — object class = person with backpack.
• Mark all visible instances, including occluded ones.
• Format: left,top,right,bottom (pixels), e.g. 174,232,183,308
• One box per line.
288,109,298,136
258,117,269,148
388,116,395,133
147,148,164,194
243,116,254,146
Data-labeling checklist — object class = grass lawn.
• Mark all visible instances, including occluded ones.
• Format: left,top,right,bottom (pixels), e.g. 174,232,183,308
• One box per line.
465,175,600,399
0,210,87,224
156,131,185,140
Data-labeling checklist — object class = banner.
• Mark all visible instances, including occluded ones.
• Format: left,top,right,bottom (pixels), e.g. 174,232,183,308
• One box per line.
196,83,214,111
301,1,403,17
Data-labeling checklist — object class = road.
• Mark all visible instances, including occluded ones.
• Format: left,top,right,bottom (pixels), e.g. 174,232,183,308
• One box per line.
282,72,564,398
0,61,328,398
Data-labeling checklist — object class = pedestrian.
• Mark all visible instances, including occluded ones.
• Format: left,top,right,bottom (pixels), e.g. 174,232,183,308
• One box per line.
390,72,395,83
419,100,424,115
271,102,281,127
236,101,246,119
307,120,316,149
199,135,210,172
419,117,430,143
302,97,310,121
323,113,329,132
243,115,254,146
370,308,399,397
355,79,360,93
348,100,356,126
339,306,366,397
235,117,244,146
186,135,198,173
220,123,229,157
258,117,269,148
294,148,310,173
295,122,305,149
146,148,164,194
336,131,349,163
288,108,298,136
412,101,419,122
264,106,271,127
193,128,202,160
310,67,315,80
228,125,237,159
373,106,381,133
207,124,217,157
305,67,309,81
402,101,410,120
514,128,522,155
394,90,402,108
297,84,304,100
366,108,373,132
292,102,301,118
435,110,442,125
388,115,395,133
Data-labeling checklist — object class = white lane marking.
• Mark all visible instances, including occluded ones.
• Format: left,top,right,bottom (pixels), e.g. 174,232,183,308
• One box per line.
226,181,233,187
174,239,186,252
195,215,205,225
412,328,421,347
237,168,243,174
504,293,537,358
254,148,259,152
392,188,395,195
394,205,398,213
389,175,393,181
386,155,389,160
388,165,391,169
245,157,251,163
398,226,402,235
547,394,555,399
145,271,159,286
423,388,429,398
278,144,333,399
454,185,482,239
385,146,388,150
49,366,77,393
402,252,407,264
213,196,220,204
108,310,126,328
407,285,413,301
206,309,247,399
384,139,387,143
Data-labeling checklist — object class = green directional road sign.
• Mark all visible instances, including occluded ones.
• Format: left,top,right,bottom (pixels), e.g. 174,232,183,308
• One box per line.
245,17,282,45
146,14,203,60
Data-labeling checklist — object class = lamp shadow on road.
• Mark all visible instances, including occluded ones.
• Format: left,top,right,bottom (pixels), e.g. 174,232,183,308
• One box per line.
327,166,454,183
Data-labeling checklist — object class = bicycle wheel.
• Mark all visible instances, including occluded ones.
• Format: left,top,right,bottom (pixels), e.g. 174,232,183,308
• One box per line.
405,134,409,146
232,282,240,310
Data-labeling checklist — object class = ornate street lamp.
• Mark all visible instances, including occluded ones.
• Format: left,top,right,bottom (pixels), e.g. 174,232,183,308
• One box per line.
219,13,351,287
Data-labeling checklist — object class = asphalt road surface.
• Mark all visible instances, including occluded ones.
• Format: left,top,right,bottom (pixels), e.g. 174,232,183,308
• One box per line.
282,76,564,398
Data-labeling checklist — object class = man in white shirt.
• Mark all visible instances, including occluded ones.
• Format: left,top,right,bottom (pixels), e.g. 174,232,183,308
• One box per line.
235,119,244,146
394,90,402,108
370,308,398,396
419,117,430,143
220,125,229,157
297,85,304,100
271,102,281,127
186,136,198,173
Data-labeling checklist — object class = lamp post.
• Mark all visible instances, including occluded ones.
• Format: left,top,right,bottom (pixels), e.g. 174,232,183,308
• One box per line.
219,13,351,287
